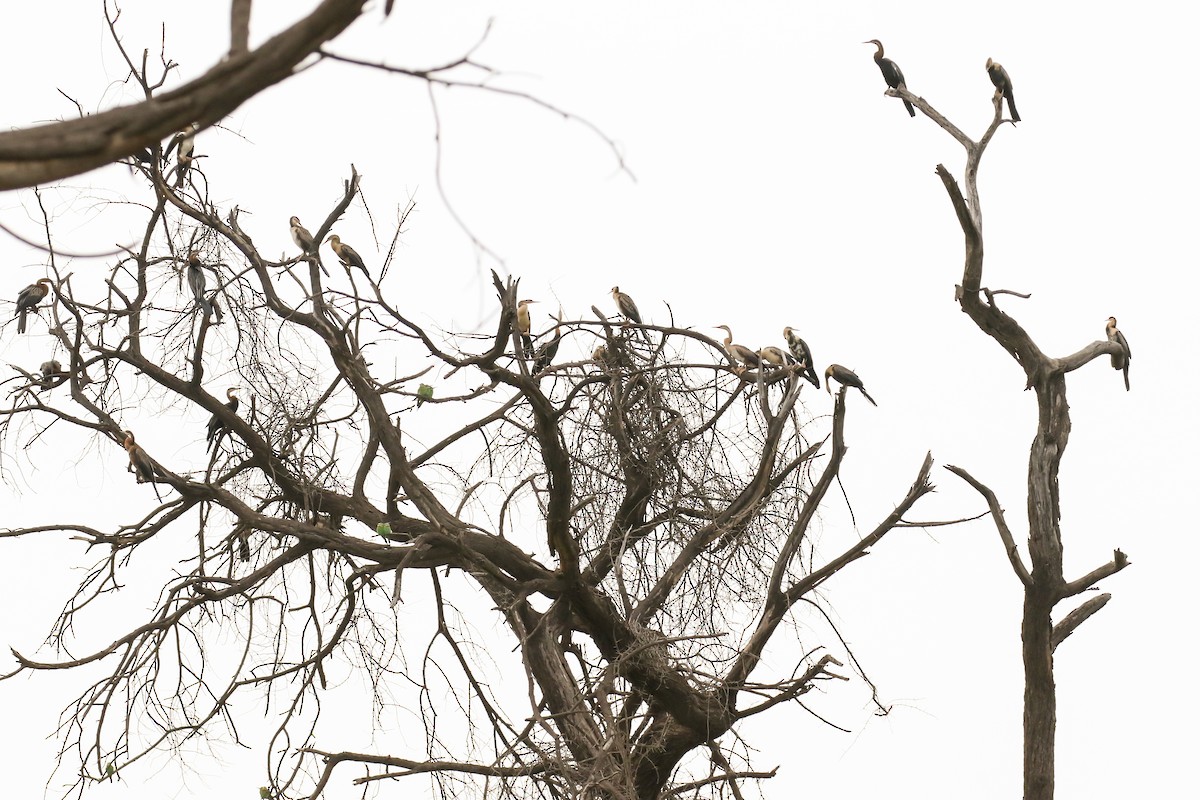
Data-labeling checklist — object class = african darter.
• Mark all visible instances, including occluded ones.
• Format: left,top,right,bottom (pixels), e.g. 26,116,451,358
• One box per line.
864,40,916,117
825,363,877,406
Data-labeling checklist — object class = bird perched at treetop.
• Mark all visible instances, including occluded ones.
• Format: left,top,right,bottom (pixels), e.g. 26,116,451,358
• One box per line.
825,364,877,406
864,39,915,117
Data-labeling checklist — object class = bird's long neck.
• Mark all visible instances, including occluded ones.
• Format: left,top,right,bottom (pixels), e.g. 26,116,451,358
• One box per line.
871,42,885,60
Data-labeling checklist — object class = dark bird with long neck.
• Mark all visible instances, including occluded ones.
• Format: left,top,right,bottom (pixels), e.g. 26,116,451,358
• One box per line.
611,286,650,342
865,39,915,117
825,364,877,406
14,279,53,334
206,387,241,452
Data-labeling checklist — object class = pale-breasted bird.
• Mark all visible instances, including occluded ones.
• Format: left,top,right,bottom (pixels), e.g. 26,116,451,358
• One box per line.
326,234,369,278
168,123,198,188
1105,316,1131,391
187,251,214,318
289,216,330,276
783,326,821,389
124,430,163,502
865,39,916,117
985,58,1021,122
716,325,761,372
14,278,53,334
825,364,877,406
757,346,791,367
516,299,536,359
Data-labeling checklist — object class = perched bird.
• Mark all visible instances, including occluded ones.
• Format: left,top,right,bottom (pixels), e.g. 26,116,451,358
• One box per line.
611,286,650,341
168,123,198,188
783,326,821,389
206,387,241,453
289,217,330,277
825,364,877,406
14,278,53,334
516,299,536,359
757,346,791,367
716,325,761,372
326,234,369,277
534,318,563,373
985,58,1021,122
1105,316,1131,391
39,359,63,388
187,251,215,318
865,39,915,117
124,430,163,502
289,216,315,253
592,345,609,364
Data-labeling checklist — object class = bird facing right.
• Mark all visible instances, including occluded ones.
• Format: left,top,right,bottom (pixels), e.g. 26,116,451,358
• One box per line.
1105,316,1131,391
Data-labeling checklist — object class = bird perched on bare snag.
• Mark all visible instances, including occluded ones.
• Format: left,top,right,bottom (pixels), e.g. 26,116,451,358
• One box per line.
187,251,215,318
326,234,369,277
534,317,563,373
864,39,915,117
289,216,315,253
716,325,761,373
124,430,163,501
985,58,1021,122
516,299,536,359
14,278,53,334
207,387,241,452
783,326,821,389
757,346,791,367
167,123,198,188
825,364,877,406
611,286,650,342
1106,316,1131,391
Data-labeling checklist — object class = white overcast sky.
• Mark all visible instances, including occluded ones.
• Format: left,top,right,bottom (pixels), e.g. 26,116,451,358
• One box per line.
1,1,1196,798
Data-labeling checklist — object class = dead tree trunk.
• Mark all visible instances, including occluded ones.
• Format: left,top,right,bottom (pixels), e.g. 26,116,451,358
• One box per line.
889,83,1131,800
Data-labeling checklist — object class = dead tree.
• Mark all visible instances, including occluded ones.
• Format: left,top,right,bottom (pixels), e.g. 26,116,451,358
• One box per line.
0,102,945,800
888,78,1132,800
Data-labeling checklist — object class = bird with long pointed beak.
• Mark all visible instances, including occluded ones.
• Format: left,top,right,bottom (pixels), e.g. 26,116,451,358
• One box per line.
783,327,821,388
14,278,53,334
187,251,215,318
611,286,650,341
985,58,1021,122
716,325,761,373
124,430,163,501
825,364,877,406
326,234,369,278
206,387,241,452
289,216,330,277
865,39,915,117
169,123,198,188
516,299,536,359
1105,317,1131,391
289,216,315,253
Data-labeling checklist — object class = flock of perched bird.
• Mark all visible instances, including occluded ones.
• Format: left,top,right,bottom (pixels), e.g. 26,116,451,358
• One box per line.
6,40,1132,500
